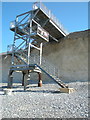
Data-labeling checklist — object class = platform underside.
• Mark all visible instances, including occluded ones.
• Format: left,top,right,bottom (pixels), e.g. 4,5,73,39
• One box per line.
10,8,67,43
9,64,41,73
34,9,67,38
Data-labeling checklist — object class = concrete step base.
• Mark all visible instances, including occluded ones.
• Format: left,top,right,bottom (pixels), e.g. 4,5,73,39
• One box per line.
4,88,13,95
59,88,75,94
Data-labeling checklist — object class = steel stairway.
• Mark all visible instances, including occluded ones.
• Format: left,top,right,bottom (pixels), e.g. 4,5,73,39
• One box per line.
14,50,68,88
8,2,69,89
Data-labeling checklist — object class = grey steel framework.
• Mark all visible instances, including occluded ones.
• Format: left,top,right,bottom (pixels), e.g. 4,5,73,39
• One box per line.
8,2,69,90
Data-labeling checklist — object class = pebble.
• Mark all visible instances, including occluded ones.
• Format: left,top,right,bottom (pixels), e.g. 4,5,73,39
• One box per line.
0,82,88,118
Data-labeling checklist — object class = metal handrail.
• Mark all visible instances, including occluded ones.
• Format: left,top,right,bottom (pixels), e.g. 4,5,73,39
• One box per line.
24,54,60,78
33,2,69,35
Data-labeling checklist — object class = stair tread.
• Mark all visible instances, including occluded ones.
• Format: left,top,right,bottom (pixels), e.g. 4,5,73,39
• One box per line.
14,54,67,88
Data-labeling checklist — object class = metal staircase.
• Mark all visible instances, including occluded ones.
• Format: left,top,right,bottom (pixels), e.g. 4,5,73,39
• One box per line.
8,2,69,90
13,49,68,88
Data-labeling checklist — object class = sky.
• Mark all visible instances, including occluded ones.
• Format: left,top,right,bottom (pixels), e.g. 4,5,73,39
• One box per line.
1,2,88,53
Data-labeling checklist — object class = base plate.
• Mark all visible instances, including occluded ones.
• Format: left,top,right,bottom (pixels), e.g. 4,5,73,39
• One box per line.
59,88,75,94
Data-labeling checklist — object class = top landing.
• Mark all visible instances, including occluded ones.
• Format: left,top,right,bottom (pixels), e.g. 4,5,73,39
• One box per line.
10,2,69,43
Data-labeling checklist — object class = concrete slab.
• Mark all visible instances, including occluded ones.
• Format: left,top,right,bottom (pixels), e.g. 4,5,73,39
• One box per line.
59,88,75,94
4,88,13,95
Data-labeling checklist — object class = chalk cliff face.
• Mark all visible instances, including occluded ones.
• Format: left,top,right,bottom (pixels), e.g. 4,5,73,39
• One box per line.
32,30,89,83
0,29,89,83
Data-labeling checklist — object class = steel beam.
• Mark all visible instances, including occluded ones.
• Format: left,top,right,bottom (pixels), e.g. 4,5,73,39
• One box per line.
16,9,36,17
17,13,29,25
30,43,40,51
22,72,25,86
7,70,14,88
40,43,42,65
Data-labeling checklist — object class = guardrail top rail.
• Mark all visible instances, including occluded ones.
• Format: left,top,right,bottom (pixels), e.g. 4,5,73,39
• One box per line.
33,2,69,35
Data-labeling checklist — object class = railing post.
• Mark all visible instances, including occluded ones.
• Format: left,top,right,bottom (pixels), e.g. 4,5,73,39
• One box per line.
27,14,32,65
11,44,15,65
54,67,55,76
40,43,43,65
28,43,31,65
58,69,59,78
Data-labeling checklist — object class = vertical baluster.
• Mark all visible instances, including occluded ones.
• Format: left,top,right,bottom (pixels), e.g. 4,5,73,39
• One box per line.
56,68,57,77
58,69,59,78
55,67,56,76
54,67,55,76
34,55,35,63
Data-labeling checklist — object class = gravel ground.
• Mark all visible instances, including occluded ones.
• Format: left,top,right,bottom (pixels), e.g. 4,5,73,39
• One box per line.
0,82,88,118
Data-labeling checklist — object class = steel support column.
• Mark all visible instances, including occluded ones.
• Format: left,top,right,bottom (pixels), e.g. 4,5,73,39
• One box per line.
22,72,25,86
8,70,13,88
38,72,42,87
40,43,43,65
24,73,29,91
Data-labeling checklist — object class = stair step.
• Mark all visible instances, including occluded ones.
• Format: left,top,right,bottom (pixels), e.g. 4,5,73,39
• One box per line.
14,54,67,88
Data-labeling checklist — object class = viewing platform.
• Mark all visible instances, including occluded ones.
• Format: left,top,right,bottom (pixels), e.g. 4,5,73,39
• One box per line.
10,2,69,43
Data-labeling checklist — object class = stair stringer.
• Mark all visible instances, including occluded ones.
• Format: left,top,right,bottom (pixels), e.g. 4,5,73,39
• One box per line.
35,64,68,88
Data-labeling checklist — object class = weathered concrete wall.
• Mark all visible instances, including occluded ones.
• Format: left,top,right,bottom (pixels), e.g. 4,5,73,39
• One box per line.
32,30,88,82
0,55,22,83
0,30,89,83
0,55,53,83
42,30,88,82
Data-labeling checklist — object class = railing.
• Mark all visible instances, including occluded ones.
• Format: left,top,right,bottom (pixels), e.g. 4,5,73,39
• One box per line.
33,2,69,35
27,54,60,78
7,43,64,85
7,44,13,53
7,44,59,78
10,2,69,36
7,42,59,78
10,21,15,29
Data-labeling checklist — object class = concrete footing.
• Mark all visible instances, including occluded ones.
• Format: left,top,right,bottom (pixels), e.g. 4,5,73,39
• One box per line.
59,88,75,94
4,88,13,95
